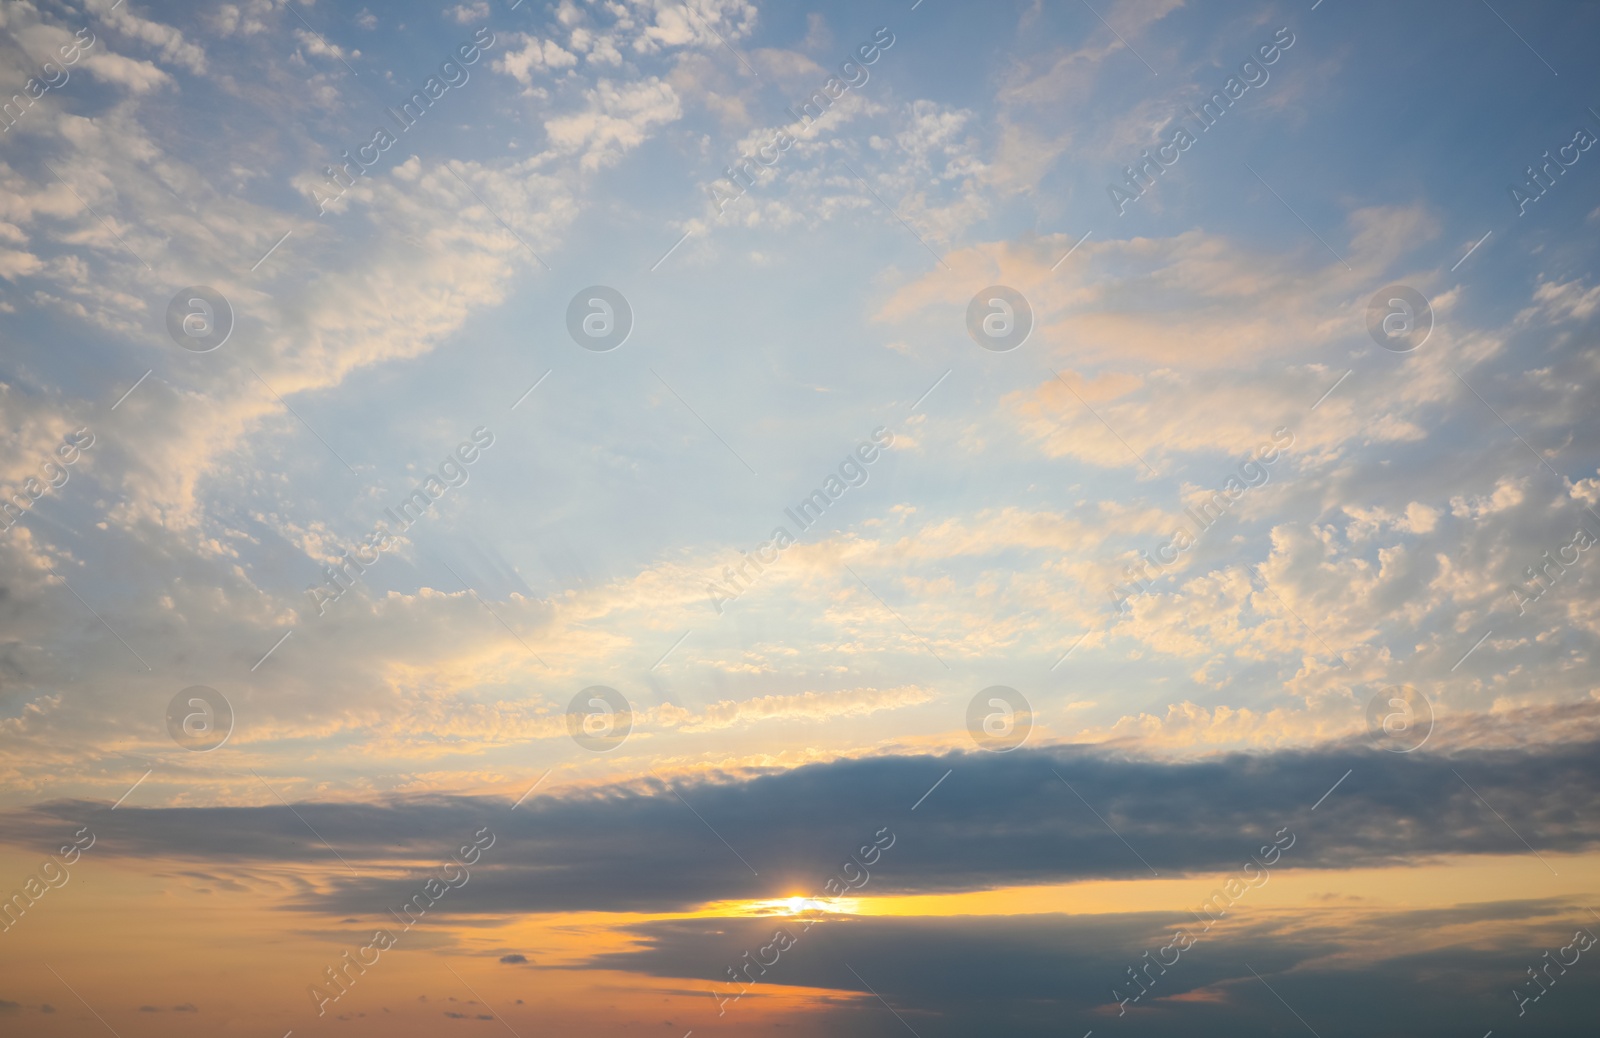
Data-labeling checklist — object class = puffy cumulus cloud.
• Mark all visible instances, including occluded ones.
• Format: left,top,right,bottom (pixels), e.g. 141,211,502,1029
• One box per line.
0,383,91,488
290,28,359,66
847,248,1600,742
103,4,208,76
493,0,751,90
859,100,992,247
630,0,758,55
210,1,276,38
696,90,996,243
74,48,174,94
425,373,1591,732
0,17,95,85
1520,276,1600,324
494,32,578,88
275,159,573,390
448,2,491,25
1083,449,1600,720
543,77,682,171
0,246,45,280
745,46,825,87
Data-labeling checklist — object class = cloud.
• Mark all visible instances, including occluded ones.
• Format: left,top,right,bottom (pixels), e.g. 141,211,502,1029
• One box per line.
878,212,1440,373
498,953,529,964
70,45,175,94
1522,277,1600,324
291,28,359,65
495,32,578,86
8,732,1599,916
449,2,491,25
103,4,207,75
543,78,682,171
211,2,275,37
581,897,1600,1037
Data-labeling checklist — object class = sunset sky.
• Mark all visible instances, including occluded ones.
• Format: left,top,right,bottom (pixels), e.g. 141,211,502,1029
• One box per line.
3,0,1600,1035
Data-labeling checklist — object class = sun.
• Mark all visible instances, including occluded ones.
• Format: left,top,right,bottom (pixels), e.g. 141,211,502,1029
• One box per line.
713,895,861,918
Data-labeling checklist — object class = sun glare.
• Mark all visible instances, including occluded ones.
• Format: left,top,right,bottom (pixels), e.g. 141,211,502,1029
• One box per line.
718,896,860,917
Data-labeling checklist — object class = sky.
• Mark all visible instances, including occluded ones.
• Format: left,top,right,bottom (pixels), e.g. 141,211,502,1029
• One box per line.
1,0,1599,1035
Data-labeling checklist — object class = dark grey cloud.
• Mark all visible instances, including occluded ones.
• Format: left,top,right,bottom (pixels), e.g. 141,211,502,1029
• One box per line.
2,736,1597,918
585,902,1600,1038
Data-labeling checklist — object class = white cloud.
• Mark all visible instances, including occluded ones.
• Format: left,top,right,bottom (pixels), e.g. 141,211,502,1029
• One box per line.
292,28,359,65
543,77,682,171
211,1,275,38
494,32,579,87
104,3,207,75
448,2,491,25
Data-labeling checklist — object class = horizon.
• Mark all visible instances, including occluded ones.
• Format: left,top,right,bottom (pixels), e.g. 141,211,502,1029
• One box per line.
3,0,1600,1035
